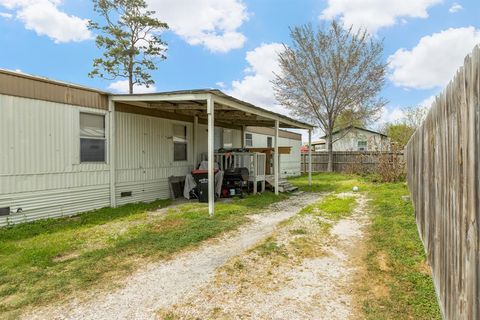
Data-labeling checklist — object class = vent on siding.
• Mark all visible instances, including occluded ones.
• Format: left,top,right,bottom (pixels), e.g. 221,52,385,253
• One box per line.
121,191,132,198
0,207,10,216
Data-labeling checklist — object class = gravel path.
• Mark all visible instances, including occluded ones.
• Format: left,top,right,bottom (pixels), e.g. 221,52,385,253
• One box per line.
25,192,321,320
160,193,370,319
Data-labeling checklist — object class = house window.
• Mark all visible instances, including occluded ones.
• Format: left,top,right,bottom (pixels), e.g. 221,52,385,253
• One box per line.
173,124,188,161
80,113,105,162
267,136,273,148
223,129,233,148
245,133,253,147
357,140,367,151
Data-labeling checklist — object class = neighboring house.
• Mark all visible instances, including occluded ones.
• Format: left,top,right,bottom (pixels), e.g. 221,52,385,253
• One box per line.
311,139,327,152
0,69,312,226
244,127,302,177
316,126,390,151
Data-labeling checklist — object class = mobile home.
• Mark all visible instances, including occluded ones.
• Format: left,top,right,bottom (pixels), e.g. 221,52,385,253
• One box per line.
0,70,313,225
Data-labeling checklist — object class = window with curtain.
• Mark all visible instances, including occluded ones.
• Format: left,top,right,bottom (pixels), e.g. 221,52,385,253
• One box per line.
80,113,105,162
173,124,188,161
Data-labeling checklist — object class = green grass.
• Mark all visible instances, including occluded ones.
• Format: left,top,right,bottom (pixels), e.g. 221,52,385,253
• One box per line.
288,172,369,193
0,192,287,318
254,237,288,257
363,182,441,319
300,194,356,221
289,173,440,319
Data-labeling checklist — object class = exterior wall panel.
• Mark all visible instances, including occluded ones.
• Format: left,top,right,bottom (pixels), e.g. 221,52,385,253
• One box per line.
0,94,110,226
114,112,195,204
330,129,390,151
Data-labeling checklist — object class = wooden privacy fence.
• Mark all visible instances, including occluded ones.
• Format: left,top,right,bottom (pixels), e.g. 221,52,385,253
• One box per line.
301,151,403,173
406,45,480,319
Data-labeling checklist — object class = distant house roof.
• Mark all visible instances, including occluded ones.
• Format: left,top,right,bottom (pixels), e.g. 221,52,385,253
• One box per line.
320,125,387,139
311,139,326,146
245,126,302,141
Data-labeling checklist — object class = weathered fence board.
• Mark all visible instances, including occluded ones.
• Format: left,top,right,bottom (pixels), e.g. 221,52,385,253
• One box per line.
301,151,403,173
406,45,480,319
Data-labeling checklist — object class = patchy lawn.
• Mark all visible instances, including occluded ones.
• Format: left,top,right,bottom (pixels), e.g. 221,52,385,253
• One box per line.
290,173,441,319
362,182,441,319
0,192,287,318
0,173,441,319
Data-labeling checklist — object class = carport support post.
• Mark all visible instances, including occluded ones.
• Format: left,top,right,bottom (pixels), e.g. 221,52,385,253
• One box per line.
274,120,279,195
193,115,198,166
108,98,116,208
308,129,312,186
207,96,215,217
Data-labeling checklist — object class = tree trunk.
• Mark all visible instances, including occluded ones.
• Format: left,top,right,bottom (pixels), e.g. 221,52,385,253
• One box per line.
128,73,133,94
327,131,333,172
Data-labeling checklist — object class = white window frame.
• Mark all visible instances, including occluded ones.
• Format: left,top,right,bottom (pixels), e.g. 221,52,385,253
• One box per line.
79,112,107,163
245,133,253,147
357,140,367,151
173,123,188,162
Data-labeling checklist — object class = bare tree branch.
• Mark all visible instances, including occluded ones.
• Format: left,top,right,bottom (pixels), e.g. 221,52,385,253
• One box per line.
273,21,387,171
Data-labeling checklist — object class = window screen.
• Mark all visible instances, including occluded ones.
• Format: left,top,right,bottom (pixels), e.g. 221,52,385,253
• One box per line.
267,136,273,148
245,133,253,147
80,113,106,162
173,124,188,161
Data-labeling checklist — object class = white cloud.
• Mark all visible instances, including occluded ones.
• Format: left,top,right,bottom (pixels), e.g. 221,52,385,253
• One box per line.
388,27,480,89
226,43,316,142
147,0,248,53
320,0,441,33
227,43,286,115
449,2,463,13
108,80,157,94
215,81,225,88
0,0,92,43
227,43,289,114
0,11,12,18
419,94,437,108
378,107,405,126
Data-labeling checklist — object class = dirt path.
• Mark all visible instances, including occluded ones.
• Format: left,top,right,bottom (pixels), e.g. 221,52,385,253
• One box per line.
159,192,370,319
24,192,322,320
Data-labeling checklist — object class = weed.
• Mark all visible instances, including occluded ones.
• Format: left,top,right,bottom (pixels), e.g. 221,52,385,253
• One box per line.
255,237,288,257
289,228,307,235
233,260,245,271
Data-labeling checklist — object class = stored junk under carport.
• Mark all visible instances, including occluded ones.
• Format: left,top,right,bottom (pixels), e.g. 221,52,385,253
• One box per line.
0,69,314,225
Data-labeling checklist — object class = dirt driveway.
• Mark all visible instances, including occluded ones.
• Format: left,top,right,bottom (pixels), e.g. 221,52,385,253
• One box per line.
25,192,369,320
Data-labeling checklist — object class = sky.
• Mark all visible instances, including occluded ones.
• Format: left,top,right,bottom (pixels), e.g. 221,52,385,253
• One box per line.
0,0,479,139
